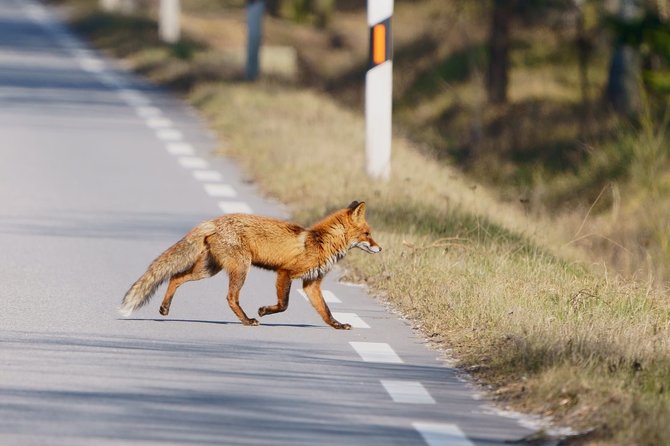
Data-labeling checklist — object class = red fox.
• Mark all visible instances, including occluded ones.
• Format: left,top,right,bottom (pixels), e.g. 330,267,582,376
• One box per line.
120,201,381,329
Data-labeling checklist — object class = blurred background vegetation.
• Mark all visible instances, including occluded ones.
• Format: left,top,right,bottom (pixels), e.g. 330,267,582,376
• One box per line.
283,0,670,287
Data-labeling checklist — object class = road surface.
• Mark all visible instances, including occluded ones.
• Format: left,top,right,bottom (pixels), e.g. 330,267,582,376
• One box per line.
0,1,534,444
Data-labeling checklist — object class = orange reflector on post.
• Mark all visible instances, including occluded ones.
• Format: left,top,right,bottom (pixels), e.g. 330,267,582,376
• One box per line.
372,24,386,65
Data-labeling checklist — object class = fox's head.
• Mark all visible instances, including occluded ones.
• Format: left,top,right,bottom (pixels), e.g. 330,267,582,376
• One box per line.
345,201,382,254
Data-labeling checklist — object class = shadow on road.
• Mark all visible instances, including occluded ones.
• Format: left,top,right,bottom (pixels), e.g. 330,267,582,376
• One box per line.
0,331,512,445
121,318,321,329
0,211,210,241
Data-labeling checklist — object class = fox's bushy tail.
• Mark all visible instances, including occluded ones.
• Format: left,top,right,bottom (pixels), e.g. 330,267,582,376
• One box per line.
119,223,214,316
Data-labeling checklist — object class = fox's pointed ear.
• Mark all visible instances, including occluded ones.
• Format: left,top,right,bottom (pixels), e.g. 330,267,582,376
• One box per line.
347,200,360,210
348,201,366,222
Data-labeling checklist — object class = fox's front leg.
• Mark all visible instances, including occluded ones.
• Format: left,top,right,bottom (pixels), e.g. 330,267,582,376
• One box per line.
302,278,351,330
258,270,291,317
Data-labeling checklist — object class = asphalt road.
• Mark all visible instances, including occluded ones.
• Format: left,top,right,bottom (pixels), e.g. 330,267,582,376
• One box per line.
0,1,535,444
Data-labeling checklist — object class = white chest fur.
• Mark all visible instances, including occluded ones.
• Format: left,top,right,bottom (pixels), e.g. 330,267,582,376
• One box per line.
301,249,348,281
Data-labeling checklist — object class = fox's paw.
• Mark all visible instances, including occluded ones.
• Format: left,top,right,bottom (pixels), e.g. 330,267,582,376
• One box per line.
258,306,269,317
242,318,259,326
159,306,169,316
331,321,352,330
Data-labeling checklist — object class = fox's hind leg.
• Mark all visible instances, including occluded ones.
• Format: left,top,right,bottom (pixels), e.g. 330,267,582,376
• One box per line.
258,270,291,317
159,252,221,316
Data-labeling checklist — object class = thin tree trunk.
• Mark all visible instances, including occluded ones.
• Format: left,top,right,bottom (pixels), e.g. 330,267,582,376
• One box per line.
266,0,281,17
486,0,515,104
311,0,335,28
605,0,641,116
575,0,592,137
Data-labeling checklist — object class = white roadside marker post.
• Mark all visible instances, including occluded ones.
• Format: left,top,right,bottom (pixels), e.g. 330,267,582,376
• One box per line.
159,0,181,44
365,0,393,181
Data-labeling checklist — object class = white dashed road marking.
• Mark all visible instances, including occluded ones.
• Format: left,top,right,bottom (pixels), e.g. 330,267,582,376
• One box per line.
322,290,342,303
155,128,183,141
218,201,254,214
24,3,48,23
79,57,104,73
380,381,436,404
193,170,223,182
166,142,195,156
145,117,173,129
297,289,342,303
135,106,162,118
349,342,403,364
178,156,209,169
97,72,123,88
118,89,150,106
331,312,370,329
412,422,474,446
203,183,237,198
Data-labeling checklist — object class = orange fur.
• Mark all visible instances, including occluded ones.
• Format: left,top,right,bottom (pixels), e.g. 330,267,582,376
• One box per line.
120,201,381,329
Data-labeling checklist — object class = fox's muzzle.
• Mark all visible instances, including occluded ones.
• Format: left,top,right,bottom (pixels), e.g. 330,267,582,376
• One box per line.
354,241,381,254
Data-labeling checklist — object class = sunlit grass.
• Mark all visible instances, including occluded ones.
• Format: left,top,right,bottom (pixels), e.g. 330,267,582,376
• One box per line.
190,81,670,444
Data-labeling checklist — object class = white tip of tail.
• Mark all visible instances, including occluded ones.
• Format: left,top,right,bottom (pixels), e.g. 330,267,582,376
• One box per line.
118,304,134,318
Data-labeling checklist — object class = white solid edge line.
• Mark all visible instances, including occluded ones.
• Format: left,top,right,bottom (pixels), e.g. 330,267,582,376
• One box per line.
411,422,475,446
203,183,237,198
297,289,341,304
218,201,253,214
331,312,370,329
349,342,403,364
380,380,436,404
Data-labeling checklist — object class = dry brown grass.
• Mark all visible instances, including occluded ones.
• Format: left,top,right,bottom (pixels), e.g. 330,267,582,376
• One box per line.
189,81,670,445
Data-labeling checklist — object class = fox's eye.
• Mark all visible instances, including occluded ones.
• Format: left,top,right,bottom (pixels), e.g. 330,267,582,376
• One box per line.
364,231,370,236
